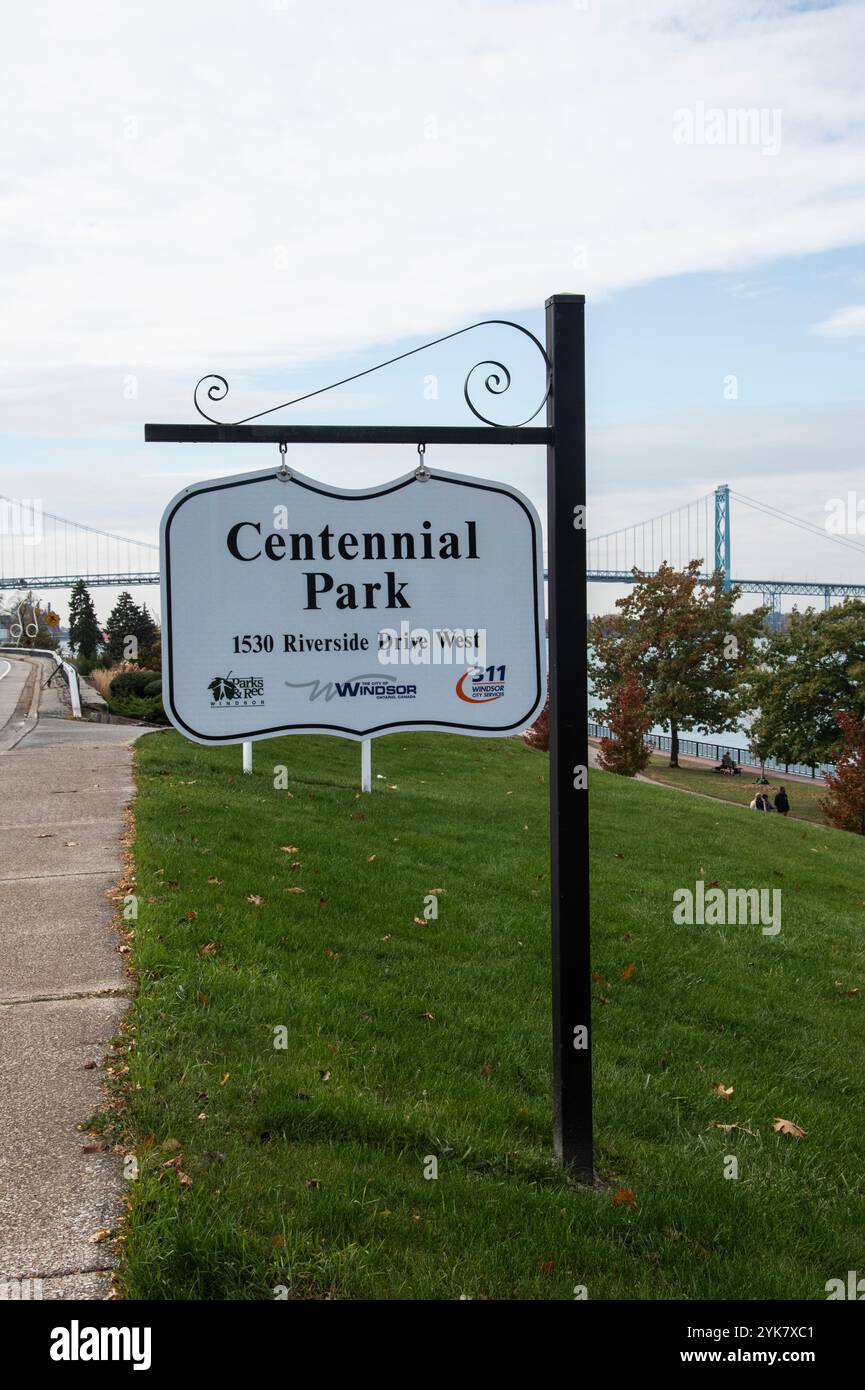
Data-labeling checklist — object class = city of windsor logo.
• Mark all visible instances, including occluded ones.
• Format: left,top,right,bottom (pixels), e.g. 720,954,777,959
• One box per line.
207,672,265,708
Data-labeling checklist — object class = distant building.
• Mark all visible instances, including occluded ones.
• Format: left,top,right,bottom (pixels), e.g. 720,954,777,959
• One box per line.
763,610,794,634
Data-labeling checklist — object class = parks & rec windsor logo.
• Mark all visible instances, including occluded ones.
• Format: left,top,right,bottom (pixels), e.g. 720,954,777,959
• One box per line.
207,672,265,707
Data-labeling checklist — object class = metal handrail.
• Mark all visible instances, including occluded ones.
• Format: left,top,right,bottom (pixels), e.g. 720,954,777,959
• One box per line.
0,646,81,718
588,719,834,781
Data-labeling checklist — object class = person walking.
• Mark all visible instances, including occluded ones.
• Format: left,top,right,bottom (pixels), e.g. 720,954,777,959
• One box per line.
774,786,790,816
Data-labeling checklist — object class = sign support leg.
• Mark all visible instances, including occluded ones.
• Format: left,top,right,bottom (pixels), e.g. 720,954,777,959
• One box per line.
242,740,252,774
546,294,593,1178
361,738,371,793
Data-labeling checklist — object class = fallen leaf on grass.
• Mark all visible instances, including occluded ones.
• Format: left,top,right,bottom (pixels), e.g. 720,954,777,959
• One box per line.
324,947,339,959
773,1117,806,1139
713,1082,734,1100
196,993,209,1006
182,910,198,921
622,962,636,981
419,1011,435,1020
280,846,299,854
481,1061,492,1077
247,895,263,907
412,917,426,926
220,1072,230,1085
207,877,225,886
611,1187,638,1209
199,942,219,956
81,1142,108,1153
89,1229,113,1244
382,933,392,941
367,854,377,862
319,1069,331,1082
284,887,305,894
711,1122,758,1138
164,1155,193,1186
539,1259,555,1276
272,1234,285,1247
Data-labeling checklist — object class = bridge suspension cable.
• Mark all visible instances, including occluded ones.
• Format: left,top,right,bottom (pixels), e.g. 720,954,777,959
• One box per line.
731,491,865,558
0,494,158,592
588,492,716,575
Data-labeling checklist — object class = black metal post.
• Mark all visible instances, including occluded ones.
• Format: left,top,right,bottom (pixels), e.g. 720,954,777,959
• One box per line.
546,294,593,1177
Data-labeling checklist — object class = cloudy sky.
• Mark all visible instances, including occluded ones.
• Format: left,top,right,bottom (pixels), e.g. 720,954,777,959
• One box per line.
2,0,865,619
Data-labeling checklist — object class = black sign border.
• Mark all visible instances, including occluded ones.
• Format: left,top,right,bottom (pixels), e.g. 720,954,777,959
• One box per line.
162,469,544,743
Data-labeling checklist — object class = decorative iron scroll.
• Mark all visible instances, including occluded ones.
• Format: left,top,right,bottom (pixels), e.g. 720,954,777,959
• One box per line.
193,319,551,429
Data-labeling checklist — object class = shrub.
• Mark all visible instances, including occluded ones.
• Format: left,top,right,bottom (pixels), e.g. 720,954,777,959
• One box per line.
523,691,550,751
820,711,865,834
87,662,133,699
598,676,652,776
110,669,158,698
108,693,168,725
139,639,162,671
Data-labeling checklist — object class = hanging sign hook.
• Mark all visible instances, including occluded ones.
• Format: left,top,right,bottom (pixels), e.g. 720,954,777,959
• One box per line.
277,441,291,482
415,442,430,482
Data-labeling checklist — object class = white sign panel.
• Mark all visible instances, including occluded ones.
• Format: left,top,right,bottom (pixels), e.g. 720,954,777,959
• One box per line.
160,465,545,744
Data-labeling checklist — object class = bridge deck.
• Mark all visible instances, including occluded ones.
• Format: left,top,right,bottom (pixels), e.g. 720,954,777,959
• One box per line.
2,569,864,600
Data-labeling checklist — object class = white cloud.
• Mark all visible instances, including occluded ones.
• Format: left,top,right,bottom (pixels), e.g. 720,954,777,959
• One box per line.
811,303,865,335
3,0,865,631
1,0,864,411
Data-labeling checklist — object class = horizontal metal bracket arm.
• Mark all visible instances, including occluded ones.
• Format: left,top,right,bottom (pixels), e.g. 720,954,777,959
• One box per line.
144,423,552,445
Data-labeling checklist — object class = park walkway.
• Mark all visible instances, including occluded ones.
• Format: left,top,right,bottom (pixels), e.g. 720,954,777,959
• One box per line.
0,654,149,1299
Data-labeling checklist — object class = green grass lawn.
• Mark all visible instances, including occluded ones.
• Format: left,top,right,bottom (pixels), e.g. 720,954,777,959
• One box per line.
101,730,865,1300
639,751,830,826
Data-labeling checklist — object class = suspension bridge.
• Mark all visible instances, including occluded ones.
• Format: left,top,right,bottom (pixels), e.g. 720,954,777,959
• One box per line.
1,486,864,610
587,484,865,612
0,496,159,593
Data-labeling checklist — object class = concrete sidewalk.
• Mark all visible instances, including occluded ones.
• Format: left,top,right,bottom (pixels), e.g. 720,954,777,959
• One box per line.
0,655,154,1299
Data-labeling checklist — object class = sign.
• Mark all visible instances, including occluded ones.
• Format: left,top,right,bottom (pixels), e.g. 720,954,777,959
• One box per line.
148,297,591,1177
160,464,546,744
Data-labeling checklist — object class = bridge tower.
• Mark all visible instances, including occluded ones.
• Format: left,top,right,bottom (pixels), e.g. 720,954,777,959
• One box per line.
714,484,731,589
